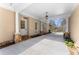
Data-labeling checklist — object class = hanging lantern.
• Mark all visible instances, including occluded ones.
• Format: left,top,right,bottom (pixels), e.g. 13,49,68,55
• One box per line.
45,12,48,19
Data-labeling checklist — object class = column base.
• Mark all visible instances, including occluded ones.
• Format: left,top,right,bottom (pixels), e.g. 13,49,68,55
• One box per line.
15,34,22,43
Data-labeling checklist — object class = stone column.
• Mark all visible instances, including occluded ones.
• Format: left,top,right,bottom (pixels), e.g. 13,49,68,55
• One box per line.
15,12,21,43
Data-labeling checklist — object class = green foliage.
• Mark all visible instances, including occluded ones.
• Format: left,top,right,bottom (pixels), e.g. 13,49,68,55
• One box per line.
64,41,68,44
64,39,74,48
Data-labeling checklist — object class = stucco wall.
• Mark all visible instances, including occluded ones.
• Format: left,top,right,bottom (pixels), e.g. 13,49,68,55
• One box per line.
46,23,50,32
19,16,28,35
28,17,41,36
19,16,49,36
0,7,15,43
41,22,49,33
69,6,79,44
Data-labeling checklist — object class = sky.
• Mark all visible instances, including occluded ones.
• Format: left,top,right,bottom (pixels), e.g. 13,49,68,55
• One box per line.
49,17,64,27
54,18,63,27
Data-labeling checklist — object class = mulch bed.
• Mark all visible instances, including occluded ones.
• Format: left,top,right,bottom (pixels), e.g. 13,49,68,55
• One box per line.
0,42,15,49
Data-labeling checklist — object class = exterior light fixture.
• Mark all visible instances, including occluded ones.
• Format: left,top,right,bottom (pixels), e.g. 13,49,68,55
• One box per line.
45,12,48,19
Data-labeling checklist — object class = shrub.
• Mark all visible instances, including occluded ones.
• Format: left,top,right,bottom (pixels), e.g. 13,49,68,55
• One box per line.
67,42,74,48
64,39,74,48
64,41,68,44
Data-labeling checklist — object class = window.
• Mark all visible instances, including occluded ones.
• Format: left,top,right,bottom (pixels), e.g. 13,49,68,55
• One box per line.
21,20,25,29
35,22,37,30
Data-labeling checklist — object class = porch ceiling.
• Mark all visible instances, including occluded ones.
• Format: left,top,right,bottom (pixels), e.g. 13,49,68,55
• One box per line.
10,3,78,19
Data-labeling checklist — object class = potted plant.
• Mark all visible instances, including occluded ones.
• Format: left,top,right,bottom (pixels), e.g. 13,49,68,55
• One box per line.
63,32,70,40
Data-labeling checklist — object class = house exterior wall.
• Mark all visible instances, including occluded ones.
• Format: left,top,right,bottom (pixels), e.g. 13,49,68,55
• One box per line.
28,17,49,36
40,22,43,32
19,16,28,35
40,21,49,34
46,23,50,33
15,15,50,42
0,7,15,43
69,6,79,45
43,23,47,33
28,17,41,36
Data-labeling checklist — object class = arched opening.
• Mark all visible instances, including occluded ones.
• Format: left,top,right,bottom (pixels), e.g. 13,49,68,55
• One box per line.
50,17,66,35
